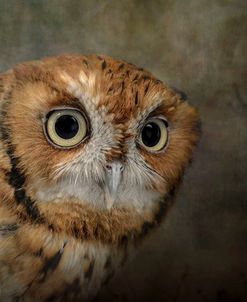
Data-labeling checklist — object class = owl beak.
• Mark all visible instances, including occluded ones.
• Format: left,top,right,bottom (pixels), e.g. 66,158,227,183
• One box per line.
105,161,124,209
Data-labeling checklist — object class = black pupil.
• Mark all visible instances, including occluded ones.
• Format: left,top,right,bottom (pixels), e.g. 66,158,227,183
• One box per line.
141,122,161,147
55,115,79,139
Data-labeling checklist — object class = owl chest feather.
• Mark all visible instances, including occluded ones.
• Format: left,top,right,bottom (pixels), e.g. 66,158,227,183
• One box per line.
0,224,125,302
0,165,171,302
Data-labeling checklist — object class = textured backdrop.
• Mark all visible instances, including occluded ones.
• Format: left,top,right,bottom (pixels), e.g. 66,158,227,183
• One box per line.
0,1,246,301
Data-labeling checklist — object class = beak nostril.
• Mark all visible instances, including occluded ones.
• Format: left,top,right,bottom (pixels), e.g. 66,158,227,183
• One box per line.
106,164,112,171
106,162,124,173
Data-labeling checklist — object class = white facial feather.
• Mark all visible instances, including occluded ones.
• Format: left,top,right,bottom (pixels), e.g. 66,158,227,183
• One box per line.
28,72,167,210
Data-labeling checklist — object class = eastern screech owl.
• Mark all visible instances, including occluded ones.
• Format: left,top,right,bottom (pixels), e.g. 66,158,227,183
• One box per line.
0,54,199,301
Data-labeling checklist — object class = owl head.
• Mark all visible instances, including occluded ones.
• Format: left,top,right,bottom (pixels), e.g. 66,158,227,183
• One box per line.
0,54,199,243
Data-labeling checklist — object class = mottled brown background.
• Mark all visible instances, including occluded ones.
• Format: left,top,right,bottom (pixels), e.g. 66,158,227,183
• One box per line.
0,1,246,301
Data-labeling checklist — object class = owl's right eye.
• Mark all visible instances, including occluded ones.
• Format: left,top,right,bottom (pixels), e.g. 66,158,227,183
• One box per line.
44,109,88,148
138,117,168,152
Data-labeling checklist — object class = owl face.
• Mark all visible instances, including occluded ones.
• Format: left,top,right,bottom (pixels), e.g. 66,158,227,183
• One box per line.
0,54,199,216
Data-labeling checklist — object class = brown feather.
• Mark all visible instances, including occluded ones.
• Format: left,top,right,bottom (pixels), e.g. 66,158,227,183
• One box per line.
0,54,200,301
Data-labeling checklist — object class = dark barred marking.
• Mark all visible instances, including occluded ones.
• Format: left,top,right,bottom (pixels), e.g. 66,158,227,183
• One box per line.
102,271,115,286
119,235,128,248
1,124,44,223
104,256,112,270
141,75,151,81
118,63,125,70
155,186,176,224
93,225,99,238
84,259,95,280
141,221,152,237
135,91,139,105
101,60,107,70
154,79,162,85
72,221,90,240
140,186,176,238
13,245,66,301
171,86,188,101
144,82,150,95
107,86,114,95
39,242,67,282
72,224,80,238
133,74,138,81
33,248,43,257
83,59,88,66
0,223,19,236
120,81,124,94
44,278,81,302
155,196,173,224
48,224,55,231
106,68,113,76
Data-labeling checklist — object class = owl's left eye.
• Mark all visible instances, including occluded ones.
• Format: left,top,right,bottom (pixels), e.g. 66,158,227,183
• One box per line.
138,117,168,152
44,109,88,148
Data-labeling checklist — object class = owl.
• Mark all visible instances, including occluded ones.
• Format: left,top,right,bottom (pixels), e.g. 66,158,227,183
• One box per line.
0,54,199,302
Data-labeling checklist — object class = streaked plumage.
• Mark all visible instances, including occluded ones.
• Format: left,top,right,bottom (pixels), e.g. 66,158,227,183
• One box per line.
0,54,199,301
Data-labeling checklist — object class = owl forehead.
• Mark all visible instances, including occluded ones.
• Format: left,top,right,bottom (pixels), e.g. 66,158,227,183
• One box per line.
57,61,167,126
13,55,174,127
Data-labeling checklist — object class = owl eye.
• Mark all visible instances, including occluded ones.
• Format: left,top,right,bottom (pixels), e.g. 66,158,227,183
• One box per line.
44,109,88,148
139,118,168,152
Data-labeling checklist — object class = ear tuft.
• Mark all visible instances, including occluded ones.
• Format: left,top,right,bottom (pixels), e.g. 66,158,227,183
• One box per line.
171,86,188,101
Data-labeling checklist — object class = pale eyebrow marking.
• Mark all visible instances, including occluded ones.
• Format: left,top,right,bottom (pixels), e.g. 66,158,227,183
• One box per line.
133,96,165,131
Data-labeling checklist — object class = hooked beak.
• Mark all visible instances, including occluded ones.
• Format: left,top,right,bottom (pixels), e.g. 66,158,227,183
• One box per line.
104,161,124,209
